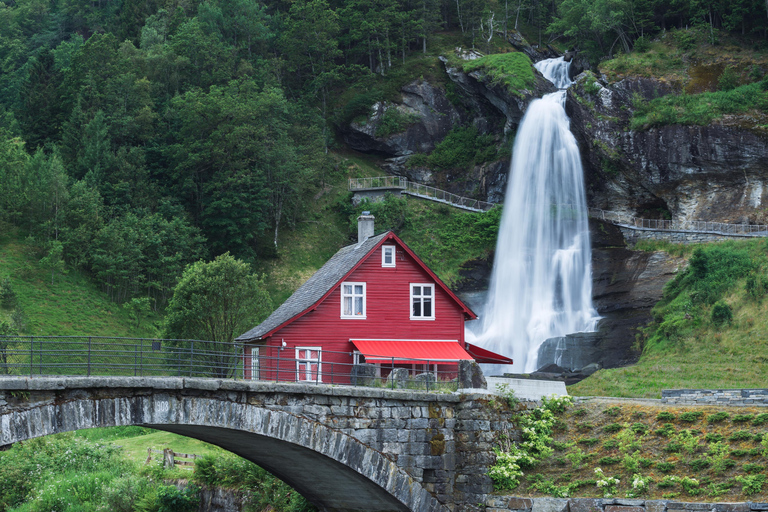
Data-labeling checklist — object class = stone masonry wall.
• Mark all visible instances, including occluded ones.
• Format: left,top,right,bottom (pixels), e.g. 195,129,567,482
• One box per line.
618,227,761,245
661,389,768,406
485,497,768,512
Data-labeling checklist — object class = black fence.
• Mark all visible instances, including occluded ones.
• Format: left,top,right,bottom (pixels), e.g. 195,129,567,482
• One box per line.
0,336,462,391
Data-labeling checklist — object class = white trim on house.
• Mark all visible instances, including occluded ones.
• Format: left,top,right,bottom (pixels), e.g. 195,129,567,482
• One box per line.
341,282,366,319
381,245,396,267
295,346,322,382
410,283,435,320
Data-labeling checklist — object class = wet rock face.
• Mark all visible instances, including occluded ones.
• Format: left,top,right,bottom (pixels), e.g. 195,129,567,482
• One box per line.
567,73,768,223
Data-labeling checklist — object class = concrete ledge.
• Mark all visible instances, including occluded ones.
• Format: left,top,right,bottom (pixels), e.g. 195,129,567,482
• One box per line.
488,497,768,512
486,377,568,400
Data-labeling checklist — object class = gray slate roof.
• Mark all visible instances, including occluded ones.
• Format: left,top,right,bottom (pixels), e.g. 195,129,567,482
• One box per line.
236,232,390,342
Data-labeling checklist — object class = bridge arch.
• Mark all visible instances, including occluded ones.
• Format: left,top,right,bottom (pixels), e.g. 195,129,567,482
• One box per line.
0,379,446,512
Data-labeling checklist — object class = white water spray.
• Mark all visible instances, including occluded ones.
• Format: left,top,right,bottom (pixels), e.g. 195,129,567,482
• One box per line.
469,57,599,373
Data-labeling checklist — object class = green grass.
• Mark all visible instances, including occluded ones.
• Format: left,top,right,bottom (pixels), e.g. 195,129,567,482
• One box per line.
461,52,535,96
571,239,768,398
0,226,162,337
631,81,768,130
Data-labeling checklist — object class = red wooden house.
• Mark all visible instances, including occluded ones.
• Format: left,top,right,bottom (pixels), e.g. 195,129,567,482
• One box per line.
235,213,512,384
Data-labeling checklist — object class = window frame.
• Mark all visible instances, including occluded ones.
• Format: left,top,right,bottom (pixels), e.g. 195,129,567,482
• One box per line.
250,346,260,380
410,283,435,320
340,281,367,319
381,245,396,267
295,346,322,382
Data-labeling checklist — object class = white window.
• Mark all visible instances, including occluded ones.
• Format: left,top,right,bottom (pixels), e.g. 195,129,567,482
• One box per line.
410,284,435,320
341,282,366,318
296,347,321,382
382,245,396,267
250,346,260,380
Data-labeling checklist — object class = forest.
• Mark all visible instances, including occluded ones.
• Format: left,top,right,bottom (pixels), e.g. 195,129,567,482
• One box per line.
1,0,768,314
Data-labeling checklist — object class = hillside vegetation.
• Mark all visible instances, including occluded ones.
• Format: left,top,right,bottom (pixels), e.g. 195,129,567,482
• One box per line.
571,239,768,397
493,398,768,501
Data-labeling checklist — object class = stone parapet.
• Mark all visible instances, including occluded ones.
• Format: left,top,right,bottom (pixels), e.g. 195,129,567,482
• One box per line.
486,497,768,512
661,388,768,407
618,226,760,245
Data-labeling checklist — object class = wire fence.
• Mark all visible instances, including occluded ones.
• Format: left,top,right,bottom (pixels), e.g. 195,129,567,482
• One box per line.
349,177,494,213
588,208,768,236
0,336,463,391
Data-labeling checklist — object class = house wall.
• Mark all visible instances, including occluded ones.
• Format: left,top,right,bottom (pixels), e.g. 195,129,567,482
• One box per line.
249,239,468,384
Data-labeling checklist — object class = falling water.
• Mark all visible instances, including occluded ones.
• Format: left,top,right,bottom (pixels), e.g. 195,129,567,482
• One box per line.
469,57,599,373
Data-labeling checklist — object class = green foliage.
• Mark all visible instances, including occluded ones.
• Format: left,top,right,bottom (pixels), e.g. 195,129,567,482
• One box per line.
705,433,725,443
632,82,768,130
657,461,675,473
655,424,676,437
707,411,730,423
735,474,765,496
0,277,16,309
461,53,535,96
656,411,676,421
375,108,419,137
745,275,768,299
718,66,739,92
603,423,623,433
598,456,621,465
630,422,648,434
418,126,499,171
157,484,200,512
744,463,764,474
604,406,621,417
163,254,272,371
729,430,754,442
711,301,732,326
633,36,650,53
753,413,768,426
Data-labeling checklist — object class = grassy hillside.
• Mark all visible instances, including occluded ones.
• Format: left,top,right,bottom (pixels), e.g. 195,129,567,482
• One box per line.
571,239,768,398
510,399,768,501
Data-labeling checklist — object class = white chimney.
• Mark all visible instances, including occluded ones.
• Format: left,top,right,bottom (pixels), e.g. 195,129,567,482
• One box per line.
357,212,375,244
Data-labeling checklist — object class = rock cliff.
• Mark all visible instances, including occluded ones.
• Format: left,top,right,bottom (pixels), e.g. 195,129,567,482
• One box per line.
566,73,768,224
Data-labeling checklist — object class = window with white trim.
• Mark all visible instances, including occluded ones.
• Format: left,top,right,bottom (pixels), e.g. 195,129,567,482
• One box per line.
296,347,321,382
410,284,435,320
382,245,396,267
341,282,366,318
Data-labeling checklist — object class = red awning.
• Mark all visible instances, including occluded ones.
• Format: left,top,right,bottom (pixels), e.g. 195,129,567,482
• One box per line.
351,339,474,364
464,342,514,365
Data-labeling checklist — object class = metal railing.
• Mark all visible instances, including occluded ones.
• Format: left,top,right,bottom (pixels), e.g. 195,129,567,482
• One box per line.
0,336,462,392
349,177,495,213
588,208,768,236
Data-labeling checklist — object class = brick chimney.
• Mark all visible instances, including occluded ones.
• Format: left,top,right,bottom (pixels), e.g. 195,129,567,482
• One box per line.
357,212,375,244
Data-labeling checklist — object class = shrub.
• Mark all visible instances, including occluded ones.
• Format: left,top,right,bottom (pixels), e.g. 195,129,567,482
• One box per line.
736,474,765,496
594,468,620,498
425,126,498,170
633,36,651,53
680,476,701,495
375,108,419,138
705,433,724,443
733,413,755,423
689,458,710,471
603,439,619,450
0,277,16,308
577,422,594,432
752,413,768,426
711,301,733,326
157,484,200,512
718,66,739,92
573,408,588,417
604,406,621,417
679,411,704,423
630,422,648,434
729,430,754,442
665,442,683,453
604,423,623,433
656,411,676,421
578,437,599,446
707,412,730,423
657,462,675,473
657,475,678,488
461,53,535,95
744,463,764,474
598,456,621,465
730,449,749,457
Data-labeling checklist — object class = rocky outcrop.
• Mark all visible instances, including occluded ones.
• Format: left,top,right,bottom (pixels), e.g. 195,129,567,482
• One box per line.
340,80,462,156
567,73,768,224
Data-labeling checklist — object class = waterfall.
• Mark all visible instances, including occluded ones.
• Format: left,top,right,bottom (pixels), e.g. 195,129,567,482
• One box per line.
468,57,599,373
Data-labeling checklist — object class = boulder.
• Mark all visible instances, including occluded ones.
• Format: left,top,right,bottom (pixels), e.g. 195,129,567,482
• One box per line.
458,360,487,389
350,363,377,387
386,368,410,389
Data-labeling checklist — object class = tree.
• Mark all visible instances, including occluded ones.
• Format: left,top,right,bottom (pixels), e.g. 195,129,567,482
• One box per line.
163,253,272,378
39,240,66,285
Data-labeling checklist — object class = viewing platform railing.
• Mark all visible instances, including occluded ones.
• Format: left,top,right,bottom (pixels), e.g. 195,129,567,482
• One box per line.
349,177,494,213
588,208,768,236
0,336,461,391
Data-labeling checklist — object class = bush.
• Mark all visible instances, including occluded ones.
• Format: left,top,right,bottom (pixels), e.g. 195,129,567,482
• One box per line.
752,413,768,426
705,433,724,443
0,277,16,308
425,126,498,171
690,458,710,471
578,437,599,446
733,413,755,423
657,461,675,473
655,424,676,437
375,108,419,138
598,456,621,465
711,301,732,326
633,36,651,53
679,411,704,423
729,430,754,442
656,411,676,421
736,474,765,496
604,406,621,417
630,422,648,434
707,412,730,423
604,423,623,433
157,484,199,512
718,66,738,92
744,463,764,474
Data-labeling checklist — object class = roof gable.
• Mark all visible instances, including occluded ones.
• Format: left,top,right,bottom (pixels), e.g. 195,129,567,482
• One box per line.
236,231,476,342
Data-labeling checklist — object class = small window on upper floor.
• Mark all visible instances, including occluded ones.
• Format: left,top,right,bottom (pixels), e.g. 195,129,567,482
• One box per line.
382,245,396,267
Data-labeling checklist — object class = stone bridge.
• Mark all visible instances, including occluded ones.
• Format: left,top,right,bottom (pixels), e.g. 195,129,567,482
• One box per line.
0,377,514,512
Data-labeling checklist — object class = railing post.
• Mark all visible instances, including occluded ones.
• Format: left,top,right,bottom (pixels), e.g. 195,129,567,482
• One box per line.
87,336,91,376
29,337,33,377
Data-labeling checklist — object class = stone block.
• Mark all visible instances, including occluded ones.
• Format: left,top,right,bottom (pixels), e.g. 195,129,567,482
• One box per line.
532,497,569,512
569,498,603,512
645,500,668,512
750,505,768,511
605,506,644,512
615,501,645,507
508,497,534,510
713,504,750,512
